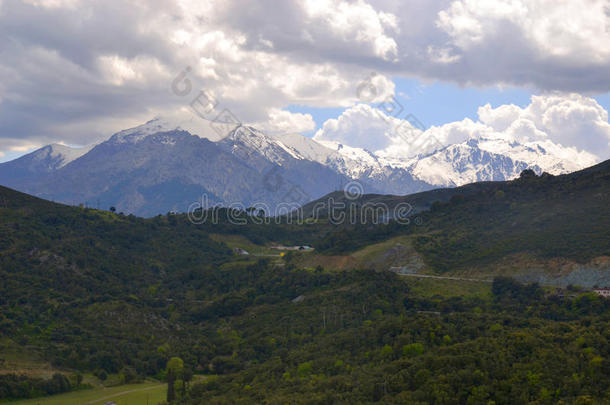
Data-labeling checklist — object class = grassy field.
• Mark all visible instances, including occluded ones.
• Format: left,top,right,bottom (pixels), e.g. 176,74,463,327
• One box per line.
4,382,166,405
209,233,496,300
209,233,278,256
0,338,56,379
292,235,426,272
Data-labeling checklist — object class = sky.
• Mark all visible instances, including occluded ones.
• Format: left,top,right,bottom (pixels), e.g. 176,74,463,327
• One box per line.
0,0,609,163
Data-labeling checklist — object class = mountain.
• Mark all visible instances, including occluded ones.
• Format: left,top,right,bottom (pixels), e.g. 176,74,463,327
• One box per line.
0,122,353,216
215,126,354,203
404,139,537,187
0,117,599,216
0,143,92,188
403,137,596,187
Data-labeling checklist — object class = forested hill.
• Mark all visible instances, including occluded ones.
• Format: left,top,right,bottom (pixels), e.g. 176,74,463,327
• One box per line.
0,184,233,298
312,159,610,272
305,158,610,217
0,164,609,404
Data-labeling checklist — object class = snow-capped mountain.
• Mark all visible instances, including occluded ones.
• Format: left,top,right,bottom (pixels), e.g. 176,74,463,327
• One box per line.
0,143,93,188
5,143,92,172
0,117,597,216
474,137,597,175
400,137,597,187
405,139,538,187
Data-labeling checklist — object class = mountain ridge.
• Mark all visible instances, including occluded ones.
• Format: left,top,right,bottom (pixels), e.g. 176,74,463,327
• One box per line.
0,117,600,216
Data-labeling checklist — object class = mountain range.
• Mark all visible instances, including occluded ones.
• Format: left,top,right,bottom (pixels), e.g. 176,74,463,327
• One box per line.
0,117,598,216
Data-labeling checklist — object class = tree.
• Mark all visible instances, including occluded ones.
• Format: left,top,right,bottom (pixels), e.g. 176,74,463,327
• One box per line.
109,206,116,213
519,169,537,179
402,343,424,358
182,367,193,397
380,344,393,359
492,276,522,298
166,357,184,402
297,361,313,378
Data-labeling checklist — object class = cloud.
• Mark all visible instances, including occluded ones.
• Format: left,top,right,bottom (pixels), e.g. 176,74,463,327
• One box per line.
313,103,415,152
437,0,610,61
212,0,400,62
429,0,610,90
314,103,475,159
0,0,609,156
0,0,398,151
256,109,316,134
0,137,44,160
300,0,399,61
314,94,610,161
478,94,610,155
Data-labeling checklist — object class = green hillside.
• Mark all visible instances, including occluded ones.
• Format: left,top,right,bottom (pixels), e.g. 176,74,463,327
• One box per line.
313,160,610,272
0,163,609,404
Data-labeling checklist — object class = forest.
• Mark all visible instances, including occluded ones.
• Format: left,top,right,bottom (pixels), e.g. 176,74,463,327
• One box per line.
0,160,608,404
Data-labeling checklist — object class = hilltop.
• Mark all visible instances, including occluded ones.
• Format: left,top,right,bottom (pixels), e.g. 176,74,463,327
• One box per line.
303,160,610,283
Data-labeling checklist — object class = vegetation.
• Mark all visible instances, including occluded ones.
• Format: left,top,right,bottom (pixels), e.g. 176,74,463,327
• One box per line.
4,380,166,405
0,373,73,400
313,160,610,272
0,161,608,403
170,273,608,404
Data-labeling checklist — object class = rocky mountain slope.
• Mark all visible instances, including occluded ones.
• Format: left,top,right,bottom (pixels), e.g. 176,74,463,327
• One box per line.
0,117,599,216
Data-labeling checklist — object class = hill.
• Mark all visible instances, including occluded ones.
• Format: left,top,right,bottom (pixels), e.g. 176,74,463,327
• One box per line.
309,160,610,279
0,166,609,403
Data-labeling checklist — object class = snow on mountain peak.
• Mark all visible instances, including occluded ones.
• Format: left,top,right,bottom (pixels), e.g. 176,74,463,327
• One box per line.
218,125,308,165
406,141,533,187
110,118,179,144
38,143,94,168
37,116,601,198
218,122,595,185
475,136,598,175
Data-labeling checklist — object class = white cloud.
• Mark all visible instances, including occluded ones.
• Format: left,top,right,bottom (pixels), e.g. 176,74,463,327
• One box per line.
437,0,610,61
21,0,79,8
255,109,315,134
478,94,610,155
0,137,44,161
315,94,610,162
430,0,610,89
0,0,609,156
97,55,169,86
314,103,407,151
301,0,399,60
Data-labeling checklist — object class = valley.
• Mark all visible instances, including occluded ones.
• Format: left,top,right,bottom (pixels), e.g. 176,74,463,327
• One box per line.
0,159,608,403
